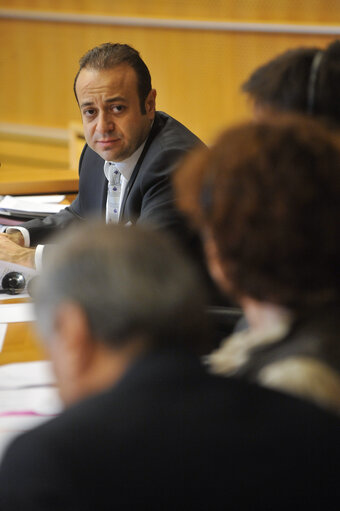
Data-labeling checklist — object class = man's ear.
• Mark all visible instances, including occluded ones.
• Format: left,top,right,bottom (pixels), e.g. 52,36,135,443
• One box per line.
53,302,94,376
144,89,156,118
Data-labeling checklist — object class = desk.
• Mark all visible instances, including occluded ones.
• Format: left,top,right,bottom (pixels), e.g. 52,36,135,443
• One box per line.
0,298,45,366
0,299,59,462
0,162,79,195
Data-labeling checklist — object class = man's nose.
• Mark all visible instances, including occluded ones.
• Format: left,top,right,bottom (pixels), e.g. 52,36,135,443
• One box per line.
96,111,114,134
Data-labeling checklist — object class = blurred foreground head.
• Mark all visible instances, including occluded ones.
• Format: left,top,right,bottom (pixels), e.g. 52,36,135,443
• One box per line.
34,223,207,404
174,115,340,312
242,40,340,129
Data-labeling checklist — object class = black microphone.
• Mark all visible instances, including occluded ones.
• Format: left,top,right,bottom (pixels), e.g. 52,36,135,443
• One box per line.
0,271,26,295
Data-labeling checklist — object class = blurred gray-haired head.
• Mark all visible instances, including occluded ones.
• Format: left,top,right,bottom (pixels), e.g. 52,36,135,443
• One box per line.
34,222,208,352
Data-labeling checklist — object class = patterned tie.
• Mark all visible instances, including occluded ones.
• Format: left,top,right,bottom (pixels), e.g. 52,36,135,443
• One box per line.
106,163,121,223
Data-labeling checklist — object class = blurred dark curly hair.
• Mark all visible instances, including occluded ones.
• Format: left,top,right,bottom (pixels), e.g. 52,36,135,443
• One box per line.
174,115,340,310
242,40,340,129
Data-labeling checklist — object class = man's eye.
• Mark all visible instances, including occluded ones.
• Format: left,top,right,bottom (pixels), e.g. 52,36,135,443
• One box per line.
83,109,96,117
112,105,125,114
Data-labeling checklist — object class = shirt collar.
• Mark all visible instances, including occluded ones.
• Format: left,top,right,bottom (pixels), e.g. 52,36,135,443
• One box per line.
104,139,147,183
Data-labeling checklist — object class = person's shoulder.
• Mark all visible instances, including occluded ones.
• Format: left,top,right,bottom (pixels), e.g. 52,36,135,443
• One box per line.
209,371,340,434
151,111,203,150
0,387,117,488
137,112,203,178
0,404,79,465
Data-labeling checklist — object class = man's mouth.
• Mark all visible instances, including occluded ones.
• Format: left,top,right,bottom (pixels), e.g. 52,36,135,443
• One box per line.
97,138,121,145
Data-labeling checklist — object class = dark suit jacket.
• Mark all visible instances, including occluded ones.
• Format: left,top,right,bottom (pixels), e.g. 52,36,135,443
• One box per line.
24,111,224,300
0,349,339,510
24,112,201,252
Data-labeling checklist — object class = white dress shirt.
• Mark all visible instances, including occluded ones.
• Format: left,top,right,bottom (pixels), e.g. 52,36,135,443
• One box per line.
103,140,146,221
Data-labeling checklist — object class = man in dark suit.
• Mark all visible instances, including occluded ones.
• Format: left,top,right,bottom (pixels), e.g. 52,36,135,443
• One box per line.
0,222,339,510
0,43,202,270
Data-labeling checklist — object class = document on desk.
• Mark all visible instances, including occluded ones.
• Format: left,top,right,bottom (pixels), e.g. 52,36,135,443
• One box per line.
0,360,57,390
13,195,66,203
0,195,67,218
0,260,36,293
0,303,35,324
0,361,62,462
0,361,61,422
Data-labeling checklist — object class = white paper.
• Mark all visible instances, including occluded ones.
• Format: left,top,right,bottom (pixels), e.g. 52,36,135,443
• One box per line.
13,195,65,203
0,260,36,291
0,386,62,415
0,361,56,389
0,324,7,352
0,361,63,461
0,303,35,323
0,195,67,215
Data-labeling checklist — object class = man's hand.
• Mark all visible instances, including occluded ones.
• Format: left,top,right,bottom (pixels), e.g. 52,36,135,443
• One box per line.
0,233,35,268
5,231,25,247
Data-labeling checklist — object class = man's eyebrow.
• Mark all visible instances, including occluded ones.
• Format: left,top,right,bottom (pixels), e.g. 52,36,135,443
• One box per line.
80,97,127,109
105,96,126,104
80,101,94,108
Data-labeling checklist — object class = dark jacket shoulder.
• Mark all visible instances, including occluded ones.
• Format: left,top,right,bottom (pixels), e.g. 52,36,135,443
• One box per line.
0,350,339,510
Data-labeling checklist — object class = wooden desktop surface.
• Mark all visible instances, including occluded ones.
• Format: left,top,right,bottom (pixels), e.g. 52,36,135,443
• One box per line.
0,298,46,366
0,188,75,366
0,162,79,195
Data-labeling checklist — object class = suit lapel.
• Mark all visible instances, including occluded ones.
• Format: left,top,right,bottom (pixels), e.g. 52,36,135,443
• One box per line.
81,145,108,219
101,175,108,215
118,115,161,222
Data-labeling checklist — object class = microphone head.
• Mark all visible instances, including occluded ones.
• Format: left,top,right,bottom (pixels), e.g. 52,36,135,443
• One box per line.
1,271,26,295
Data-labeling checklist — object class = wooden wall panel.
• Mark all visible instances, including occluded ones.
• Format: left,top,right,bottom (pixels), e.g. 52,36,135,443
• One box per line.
0,2,339,144
1,0,340,24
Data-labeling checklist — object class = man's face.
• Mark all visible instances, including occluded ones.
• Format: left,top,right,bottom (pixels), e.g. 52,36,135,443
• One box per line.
76,64,156,162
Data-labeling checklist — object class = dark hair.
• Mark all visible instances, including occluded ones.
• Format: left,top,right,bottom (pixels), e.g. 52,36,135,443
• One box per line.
73,43,152,114
174,115,340,310
242,40,340,129
35,223,208,353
